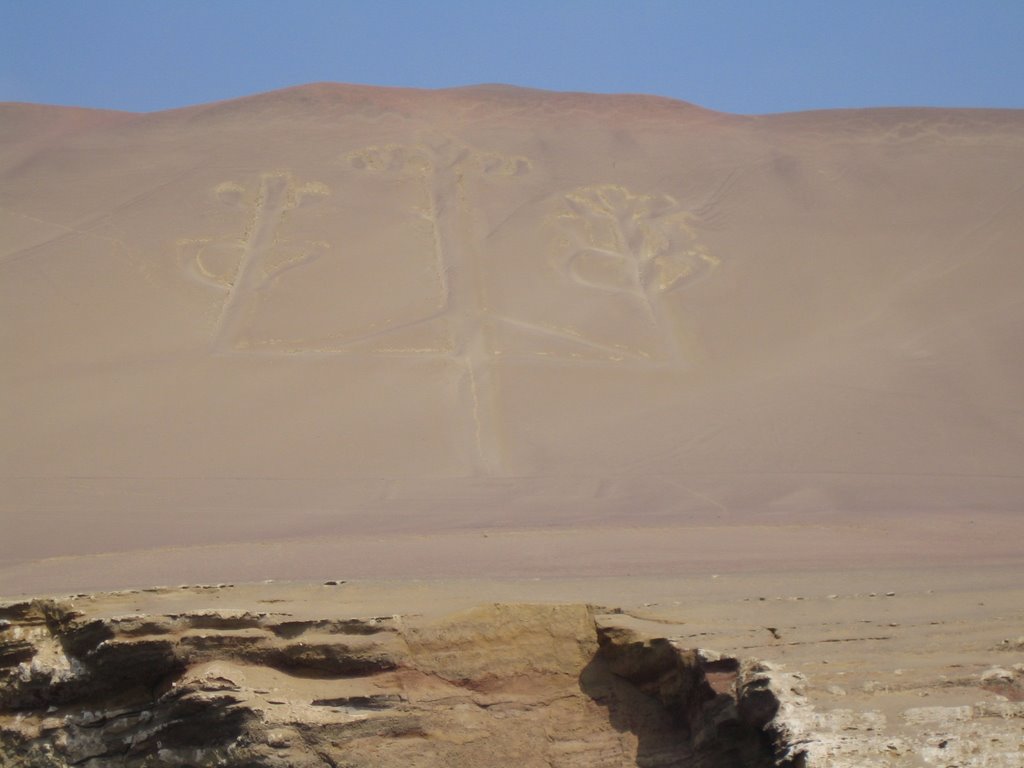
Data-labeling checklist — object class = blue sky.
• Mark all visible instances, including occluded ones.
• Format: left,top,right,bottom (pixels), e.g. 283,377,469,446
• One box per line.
2,1,1023,114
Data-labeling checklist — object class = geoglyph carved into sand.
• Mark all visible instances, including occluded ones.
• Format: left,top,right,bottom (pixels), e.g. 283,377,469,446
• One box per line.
182,150,716,472
560,185,718,298
478,184,718,365
180,172,331,352
550,184,718,362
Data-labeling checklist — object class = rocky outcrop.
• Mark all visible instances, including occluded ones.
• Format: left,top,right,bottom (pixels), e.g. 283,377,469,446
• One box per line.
0,597,783,767
6,592,1020,767
738,660,1024,768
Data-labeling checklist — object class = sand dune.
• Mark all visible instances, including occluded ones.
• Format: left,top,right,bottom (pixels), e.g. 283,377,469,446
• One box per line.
2,84,1023,592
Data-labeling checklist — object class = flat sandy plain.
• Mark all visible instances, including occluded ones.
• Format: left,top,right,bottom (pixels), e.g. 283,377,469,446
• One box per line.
1,84,1023,763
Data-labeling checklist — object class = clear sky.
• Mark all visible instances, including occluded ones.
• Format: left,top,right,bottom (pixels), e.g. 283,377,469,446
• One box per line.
2,0,1023,115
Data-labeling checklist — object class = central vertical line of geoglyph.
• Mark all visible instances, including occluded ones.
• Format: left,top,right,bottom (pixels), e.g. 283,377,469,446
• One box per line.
429,149,502,477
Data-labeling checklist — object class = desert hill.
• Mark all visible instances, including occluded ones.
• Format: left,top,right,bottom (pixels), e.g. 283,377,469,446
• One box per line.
2,84,1023,592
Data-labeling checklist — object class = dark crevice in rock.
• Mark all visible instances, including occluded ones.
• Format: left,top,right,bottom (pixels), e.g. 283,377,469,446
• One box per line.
0,640,36,667
262,645,399,678
582,624,775,767
310,694,403,709
268,618,393,639
166,612,266,631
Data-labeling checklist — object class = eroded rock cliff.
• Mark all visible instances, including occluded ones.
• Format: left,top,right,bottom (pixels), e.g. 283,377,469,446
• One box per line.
3,590,1021,767
0,597,778,767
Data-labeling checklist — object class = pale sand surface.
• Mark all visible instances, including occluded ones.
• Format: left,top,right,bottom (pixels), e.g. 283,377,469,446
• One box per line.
1,509,1023,597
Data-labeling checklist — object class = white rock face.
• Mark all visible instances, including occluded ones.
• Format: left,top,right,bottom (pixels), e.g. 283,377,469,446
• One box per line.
744,662,1024,768
981,667,1016,684
903,705,973,724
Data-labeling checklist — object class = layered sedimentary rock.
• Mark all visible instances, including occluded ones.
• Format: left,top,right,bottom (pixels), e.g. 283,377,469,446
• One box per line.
4,589,1024,766
0,598,778,767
